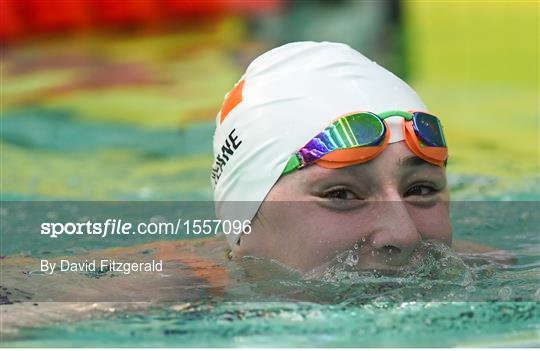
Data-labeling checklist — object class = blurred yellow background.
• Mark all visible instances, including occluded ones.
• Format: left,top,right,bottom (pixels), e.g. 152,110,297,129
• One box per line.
405,1,539,177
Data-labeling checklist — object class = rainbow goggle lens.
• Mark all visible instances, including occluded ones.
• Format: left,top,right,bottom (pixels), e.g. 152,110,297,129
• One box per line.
282,110,448,175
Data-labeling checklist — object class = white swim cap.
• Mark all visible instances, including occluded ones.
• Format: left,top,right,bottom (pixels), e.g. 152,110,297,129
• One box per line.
212,41,427,247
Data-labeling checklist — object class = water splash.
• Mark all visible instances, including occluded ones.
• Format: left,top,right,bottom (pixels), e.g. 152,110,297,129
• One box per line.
300,241,482,303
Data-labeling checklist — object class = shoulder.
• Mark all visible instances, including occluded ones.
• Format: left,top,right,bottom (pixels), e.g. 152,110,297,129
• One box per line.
452,238,517,265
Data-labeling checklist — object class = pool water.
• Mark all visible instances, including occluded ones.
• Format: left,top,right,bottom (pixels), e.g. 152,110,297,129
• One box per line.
4,300,538,347
1,198,538,347
1,31,539,347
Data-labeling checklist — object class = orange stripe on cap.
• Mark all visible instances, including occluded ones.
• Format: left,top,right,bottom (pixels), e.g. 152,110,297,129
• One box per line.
219,79,244,124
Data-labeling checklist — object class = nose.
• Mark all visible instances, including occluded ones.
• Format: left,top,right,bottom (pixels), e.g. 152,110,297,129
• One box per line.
369,201,421,266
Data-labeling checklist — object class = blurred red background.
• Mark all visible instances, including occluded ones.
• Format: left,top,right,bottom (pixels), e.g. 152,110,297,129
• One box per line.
0,0,282,42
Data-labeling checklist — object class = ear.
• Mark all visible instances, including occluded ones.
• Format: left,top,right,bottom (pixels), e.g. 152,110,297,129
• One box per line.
230,236,244,258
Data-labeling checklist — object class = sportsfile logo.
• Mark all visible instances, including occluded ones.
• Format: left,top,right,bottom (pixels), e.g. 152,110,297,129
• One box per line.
211,128,242,185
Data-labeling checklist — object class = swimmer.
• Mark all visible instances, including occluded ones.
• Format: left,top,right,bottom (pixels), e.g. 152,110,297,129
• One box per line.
213,41,513,273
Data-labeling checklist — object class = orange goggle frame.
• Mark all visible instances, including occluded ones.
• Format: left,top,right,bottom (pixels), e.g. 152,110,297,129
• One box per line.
282,110,448,175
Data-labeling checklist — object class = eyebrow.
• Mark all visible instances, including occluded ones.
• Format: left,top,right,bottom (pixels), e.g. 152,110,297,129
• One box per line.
398,155,432,169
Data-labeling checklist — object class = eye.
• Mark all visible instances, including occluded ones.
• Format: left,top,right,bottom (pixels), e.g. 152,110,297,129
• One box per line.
405,184,437,197
323,188,358,200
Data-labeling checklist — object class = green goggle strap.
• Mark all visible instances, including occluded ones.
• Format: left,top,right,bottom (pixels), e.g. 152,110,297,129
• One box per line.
282,154,302,174
378,110,413,121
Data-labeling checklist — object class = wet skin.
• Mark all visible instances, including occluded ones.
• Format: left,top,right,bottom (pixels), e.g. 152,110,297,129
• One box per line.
233,141,453,273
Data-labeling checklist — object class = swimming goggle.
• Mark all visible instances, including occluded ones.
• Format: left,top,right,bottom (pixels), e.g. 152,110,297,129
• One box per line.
282,110,448,175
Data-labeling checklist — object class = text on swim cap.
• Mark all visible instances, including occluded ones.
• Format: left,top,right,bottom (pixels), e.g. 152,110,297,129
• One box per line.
211,129,242,185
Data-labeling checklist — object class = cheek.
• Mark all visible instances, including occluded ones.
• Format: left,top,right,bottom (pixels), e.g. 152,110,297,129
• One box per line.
407,202,452,245
245,203,374,272
281,207,382,271
289,211,371,264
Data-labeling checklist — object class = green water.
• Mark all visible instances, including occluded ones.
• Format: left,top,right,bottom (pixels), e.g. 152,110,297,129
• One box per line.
6,302,538,347
1,197,539,347
1,235,539,348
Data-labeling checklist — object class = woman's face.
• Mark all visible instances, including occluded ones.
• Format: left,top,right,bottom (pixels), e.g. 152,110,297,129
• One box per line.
233,141,451,273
